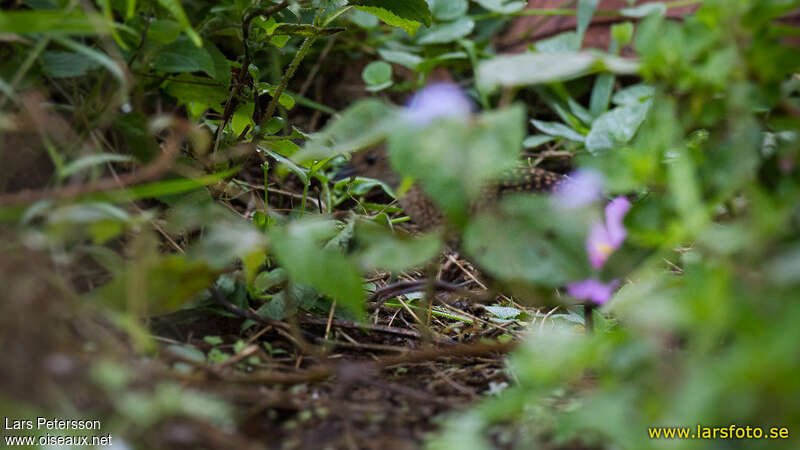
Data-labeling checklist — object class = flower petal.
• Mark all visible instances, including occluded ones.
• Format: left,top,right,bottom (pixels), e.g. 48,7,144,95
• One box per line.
586,222,613,269
554,169,605,209
566,278,620,305
604,196,631,247
404,82,472,126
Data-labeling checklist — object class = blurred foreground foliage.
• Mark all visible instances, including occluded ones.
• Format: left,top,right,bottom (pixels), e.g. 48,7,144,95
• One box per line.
1,0,799,449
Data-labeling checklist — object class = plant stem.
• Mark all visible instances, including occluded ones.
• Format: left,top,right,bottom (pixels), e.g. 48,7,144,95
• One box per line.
259,35,317,133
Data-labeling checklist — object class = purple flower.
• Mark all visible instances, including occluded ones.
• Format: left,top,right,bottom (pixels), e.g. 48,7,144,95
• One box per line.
404,82,472,126
586,197,631,269
566,278,621,305
554,169,605,209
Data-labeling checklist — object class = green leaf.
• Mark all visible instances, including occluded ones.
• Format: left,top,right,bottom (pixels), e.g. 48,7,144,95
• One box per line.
611,84,655,106
272,24,345,37
473,0,526,14
530,119,586,143
256,83,296,110
0,10,113,35
484,305,522,320
417,17,474,45
522,135,556,149
162,74,228,107
389,105,525,228
147,19,182,44
355,221,442,272
621,2,666,18
231,103,255,137
534,31,580,53
427,0,468,21
351,0,432,26
589,72,615,117
577,0,599,43
378,48,423,70
362,61,393,91
611,21,634,46
464,196,590,288
156,0,202,46
41,51,102,78
271,218,366,318
152,36,216,77
478,52,639,92
585,102,651,153
294,100,397,163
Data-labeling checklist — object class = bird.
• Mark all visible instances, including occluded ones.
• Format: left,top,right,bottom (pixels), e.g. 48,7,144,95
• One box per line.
333,146,565,230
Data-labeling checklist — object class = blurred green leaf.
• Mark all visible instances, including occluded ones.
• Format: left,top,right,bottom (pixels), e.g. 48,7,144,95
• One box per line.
473,0,526,14
270,218,366,318
41,51,102,78
156,0,202,46
427,0,468,21
417,17,474,44
531,119,586,143
354,221,442,272
362,61,393,91
0,10,113,35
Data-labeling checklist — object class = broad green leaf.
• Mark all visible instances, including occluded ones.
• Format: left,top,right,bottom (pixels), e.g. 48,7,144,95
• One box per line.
531,119,586,143
473,0,526,13
0,10,112,35
204,40,231,87
355,5,422,35
611,84,655,106
389,105,525,228
294,100,398,164
162,74,228,107
147,19,182,44
378,48,423,70
351,0,432,26
152,36,216,77
362,61,393,91
41,51,101,78
271,218,366,318
355,221,442,272
156,0,202,46
427,0,468,21
464,196,590,288
611,21,634,46
256,83,296,110
417,17,474,45
231,103,255,137
478,52,639,92
585,102,651,153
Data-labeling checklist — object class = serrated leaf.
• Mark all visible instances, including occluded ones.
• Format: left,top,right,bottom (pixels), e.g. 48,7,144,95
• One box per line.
484,305,522,320
351,0,432,26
